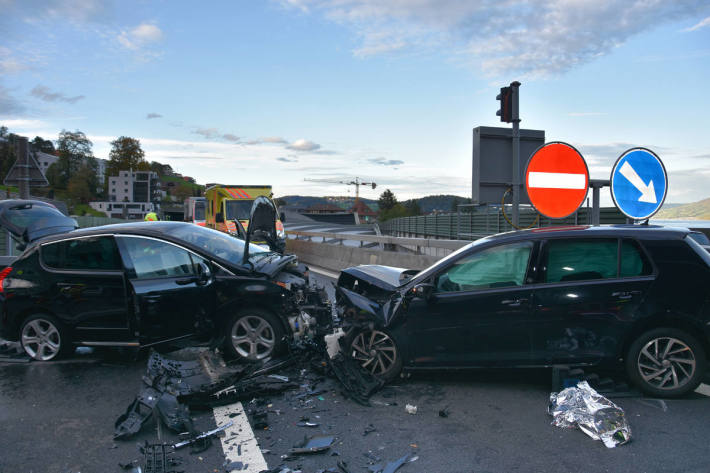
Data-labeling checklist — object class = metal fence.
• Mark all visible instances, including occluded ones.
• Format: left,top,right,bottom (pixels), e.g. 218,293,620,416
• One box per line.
379,205,627,240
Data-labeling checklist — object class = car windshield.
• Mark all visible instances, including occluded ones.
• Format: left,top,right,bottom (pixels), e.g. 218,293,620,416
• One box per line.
225,200,253,220
194,201,206,220
169,224,269,265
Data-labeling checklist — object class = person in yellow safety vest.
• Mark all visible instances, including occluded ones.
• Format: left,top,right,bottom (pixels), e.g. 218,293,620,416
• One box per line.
144,212,158,222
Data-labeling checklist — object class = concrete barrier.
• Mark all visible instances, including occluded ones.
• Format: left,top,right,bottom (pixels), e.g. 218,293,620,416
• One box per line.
286,238,443,272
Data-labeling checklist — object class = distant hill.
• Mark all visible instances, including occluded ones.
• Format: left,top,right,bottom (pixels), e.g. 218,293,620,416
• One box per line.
655,198,710,220
278,195,378,211
277,194,470,214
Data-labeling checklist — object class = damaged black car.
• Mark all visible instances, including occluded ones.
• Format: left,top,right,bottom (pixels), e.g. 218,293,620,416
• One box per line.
336,225,710,398
0,198,329,361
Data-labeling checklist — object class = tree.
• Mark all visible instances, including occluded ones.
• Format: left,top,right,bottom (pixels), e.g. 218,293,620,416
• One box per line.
106,136,148,177
53,130,97,190
67,165,94,204
171,183,193,202
378,189,398,212
379,203,410,222
0,126,8,138
150,161,173,177
450,197,460,212
31,136,55,154
405,199,421,216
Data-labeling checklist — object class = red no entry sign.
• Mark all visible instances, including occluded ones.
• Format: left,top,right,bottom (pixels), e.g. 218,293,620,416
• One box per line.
525,142,589,219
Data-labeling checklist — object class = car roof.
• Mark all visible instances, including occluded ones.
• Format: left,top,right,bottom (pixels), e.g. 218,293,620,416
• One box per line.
34,221,191,243
482,224,691,243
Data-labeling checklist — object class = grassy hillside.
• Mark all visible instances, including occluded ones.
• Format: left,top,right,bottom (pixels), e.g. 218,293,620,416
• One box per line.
655,198,710,220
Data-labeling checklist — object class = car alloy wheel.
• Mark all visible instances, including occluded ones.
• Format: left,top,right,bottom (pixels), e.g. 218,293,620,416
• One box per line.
230,315,276,361
350,330,398,376
21,318,62,361
637,336,696,391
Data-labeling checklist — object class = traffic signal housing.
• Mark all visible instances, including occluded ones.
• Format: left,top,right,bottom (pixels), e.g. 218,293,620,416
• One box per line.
496,86,512,123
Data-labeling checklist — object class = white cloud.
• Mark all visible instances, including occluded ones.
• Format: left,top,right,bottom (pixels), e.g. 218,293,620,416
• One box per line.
684,16,710,31
30,85,85,104
222,133,240,142
286,138,321,151
146,112,162,119
0,86,25,114
284,0,709,77
117,23,164,50
0,118,49,129
368,156,404,166
192,127,219,139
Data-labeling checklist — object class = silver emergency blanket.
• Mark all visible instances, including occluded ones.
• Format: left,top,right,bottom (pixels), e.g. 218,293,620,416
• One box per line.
548,381,631,448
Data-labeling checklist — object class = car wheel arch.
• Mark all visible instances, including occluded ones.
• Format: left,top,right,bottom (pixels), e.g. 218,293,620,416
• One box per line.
621,314,710,362
217,300,291,339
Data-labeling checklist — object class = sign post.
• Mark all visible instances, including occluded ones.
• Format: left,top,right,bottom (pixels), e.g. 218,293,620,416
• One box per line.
525,142,589,219
610,147,667,221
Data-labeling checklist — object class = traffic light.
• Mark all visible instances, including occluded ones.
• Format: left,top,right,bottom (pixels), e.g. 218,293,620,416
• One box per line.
496,86,512,123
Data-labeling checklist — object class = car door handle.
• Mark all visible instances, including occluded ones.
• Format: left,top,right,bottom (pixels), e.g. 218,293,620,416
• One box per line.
501,298,528,307
144,295,162,303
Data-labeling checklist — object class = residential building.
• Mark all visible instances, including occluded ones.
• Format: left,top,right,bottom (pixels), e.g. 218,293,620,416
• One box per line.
89,169,160,219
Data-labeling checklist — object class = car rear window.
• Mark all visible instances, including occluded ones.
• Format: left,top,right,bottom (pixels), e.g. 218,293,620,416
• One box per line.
42,236,122,271
545,239,618,283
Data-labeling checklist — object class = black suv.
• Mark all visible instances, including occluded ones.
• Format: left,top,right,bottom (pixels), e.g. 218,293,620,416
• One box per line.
0,200,327,362
336,225,710,397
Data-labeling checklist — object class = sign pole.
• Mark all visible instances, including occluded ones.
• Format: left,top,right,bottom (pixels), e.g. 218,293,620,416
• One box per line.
588,179,609,225
511,81,521,227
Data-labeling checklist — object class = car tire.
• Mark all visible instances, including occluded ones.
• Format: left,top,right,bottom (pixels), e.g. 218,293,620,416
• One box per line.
20,314,71,361
345,328,403,383
224,309,285,362
626,327,706,398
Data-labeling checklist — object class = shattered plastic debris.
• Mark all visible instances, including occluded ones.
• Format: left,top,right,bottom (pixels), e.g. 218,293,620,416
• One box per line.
172,421,233,450
327,352,383,406
405,404,417,415
289,435,335,454
368,453,412,473
548,381,632,448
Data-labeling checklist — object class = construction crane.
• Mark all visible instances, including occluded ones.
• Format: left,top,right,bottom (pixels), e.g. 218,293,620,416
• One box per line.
303,177,377,209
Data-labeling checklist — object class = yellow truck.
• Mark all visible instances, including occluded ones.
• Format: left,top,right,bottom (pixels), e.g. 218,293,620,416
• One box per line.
204,184,285,242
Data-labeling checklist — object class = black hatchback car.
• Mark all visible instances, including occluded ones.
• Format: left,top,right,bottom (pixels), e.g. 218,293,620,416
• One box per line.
0,212,326,363
336,225,710,397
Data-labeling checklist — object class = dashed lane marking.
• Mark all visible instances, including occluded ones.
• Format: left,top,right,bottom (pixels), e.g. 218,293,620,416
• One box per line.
213,402,268,472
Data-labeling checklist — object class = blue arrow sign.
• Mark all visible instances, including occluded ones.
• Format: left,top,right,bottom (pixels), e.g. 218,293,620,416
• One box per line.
610,148,667,220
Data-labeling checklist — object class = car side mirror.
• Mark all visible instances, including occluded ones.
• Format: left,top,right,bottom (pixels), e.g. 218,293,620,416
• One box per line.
197,261,212,285
280,211,286,223
216,212,224,223
410,283,434,300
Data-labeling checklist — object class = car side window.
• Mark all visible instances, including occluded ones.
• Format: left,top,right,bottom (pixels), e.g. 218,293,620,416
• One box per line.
544,238,617,283
436,241,533,293
119,237,195,279
620,239,653,277
42,236,122,271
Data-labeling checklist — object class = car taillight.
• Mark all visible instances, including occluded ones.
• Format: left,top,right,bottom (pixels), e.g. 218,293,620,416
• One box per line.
0,266,13,292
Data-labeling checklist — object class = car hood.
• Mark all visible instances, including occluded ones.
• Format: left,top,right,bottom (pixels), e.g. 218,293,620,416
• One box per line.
240,196,283,260
339,265,418,291
251,252,298,278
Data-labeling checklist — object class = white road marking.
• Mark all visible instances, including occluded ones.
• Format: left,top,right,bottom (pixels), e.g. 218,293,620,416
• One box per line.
527,172,586,189
213,402,268,472
694,383,710,397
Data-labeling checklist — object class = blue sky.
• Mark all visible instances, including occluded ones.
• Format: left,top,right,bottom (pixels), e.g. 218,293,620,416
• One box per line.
1,0,709,204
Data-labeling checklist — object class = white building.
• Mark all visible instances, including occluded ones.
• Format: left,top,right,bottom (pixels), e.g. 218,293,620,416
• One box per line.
35,151,59,174
90,170,160,219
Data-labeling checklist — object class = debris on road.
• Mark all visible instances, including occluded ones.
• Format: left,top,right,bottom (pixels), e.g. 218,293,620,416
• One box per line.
405,404,417,415
289,435,336,454
0,339,30,362
173,421,233,450
438,407,449,418
368,453,415,473
548,381,632,448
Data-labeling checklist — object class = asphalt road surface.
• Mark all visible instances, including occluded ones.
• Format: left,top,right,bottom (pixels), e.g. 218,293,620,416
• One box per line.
2,272,710,473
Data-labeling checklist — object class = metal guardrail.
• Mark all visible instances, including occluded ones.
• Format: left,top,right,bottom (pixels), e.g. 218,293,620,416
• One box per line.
287,230,468,252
